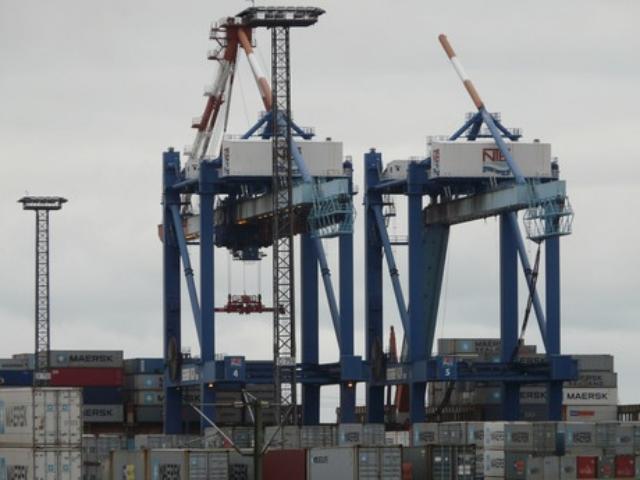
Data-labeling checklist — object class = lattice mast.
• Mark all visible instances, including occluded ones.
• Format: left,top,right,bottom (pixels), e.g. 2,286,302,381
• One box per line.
18,196,67,386
271,25,297,425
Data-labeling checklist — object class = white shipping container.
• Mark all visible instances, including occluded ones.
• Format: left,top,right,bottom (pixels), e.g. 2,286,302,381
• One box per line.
308,447,356,480
563,388,617,406
482,449,505,478
564,405,617,422
0,448,82,480
483,422,506,451
338,423,363,447
0,388,82,447
430,140,552,179
220,138,345,178
411,423,439,446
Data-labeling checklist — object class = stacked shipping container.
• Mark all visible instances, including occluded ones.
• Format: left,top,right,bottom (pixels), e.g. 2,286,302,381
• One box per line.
0,387,83,479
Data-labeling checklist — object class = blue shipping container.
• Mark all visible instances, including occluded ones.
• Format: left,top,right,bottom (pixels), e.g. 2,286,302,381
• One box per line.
0,370,33,386
124,358,164,375
83,386,125,405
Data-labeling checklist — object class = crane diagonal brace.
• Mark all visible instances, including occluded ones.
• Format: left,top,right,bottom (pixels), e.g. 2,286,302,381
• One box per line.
169,204,202,344
371,204,409,335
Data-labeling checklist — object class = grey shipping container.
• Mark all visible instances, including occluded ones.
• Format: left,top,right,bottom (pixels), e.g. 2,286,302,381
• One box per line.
148,449,187,479
301,425,336,448
411,423,439,446
504,452,531,479
49,350,123,368
135,406,162,423
571,354,614,372
339,423,363,446
109,450,147,480
565,372,617,389
543,456,560,478
560,455,577,480
402,447,427,479
126,374,163,390
229,449,254,480
505,423,534,452
0,447,82,480
82,405,123,423
0,358,31,370
363,424,385,446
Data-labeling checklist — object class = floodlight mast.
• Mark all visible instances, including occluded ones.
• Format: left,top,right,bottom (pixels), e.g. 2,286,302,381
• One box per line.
18,196,67,386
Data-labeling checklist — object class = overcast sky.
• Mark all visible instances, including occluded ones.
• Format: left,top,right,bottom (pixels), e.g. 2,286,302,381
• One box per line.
1,0,638,421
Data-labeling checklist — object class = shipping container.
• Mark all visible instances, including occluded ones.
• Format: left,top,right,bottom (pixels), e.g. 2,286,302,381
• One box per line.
384,431,409,447
82,386,124,405
597,454,615,478
131,390,164,406
0,388,82,447
308,447,355,480
504,451,530,479
430,141,552,179
483,422,506,450
188,450,229,480
576,455,597,479
558,422,597,452
563,388,617,406
560,454,577,480
83,405,123,423
49,351,123,369
504,423,533,452
135,405,162,423
82,434,125,464
363,424,385,446
300,425,335,448
229,449,254,480
0,370,33,386
564,405,617,422
0,447,82,480
482,449,504,477
50,368,123,387
338,423,364,446
0,358,31,370
614,454,635,478
411,423,439,446
109,450,147,480
543,456,560,478
124,358,164,375
565,372,617,389
400,447,426,479
263,449,305,480
571,355,614,372
220,138,345,178
126,374,163,390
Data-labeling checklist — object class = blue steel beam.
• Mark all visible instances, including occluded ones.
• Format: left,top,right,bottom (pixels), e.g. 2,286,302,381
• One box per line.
291,140,342,345
500,214,520,420
546,234,563,420
199,160,217,429
162,148,183,433
301,233,320,424
339,216,356,422
372,205,409,334
407,162,427,423
169,205,201,344
364,149,385,422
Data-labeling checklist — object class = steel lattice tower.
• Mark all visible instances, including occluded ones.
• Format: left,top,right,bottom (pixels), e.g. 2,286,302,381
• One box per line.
271,25,297,424
18,196,67,385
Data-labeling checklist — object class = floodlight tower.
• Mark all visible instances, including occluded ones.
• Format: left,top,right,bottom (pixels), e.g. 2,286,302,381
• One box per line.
18,196,67,386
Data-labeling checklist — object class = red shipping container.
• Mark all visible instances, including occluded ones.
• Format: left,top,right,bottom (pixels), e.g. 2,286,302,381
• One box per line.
576,456,597,479
263,449,306,480
50,368,123,387
615,455,635,478
402,463,412,480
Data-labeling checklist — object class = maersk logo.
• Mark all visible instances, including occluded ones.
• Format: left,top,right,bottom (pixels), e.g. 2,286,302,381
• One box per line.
68,354,114,362
566,391,608,401
85,408,114,417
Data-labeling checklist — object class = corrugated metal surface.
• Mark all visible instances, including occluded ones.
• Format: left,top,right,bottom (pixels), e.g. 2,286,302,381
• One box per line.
50,368,123,387
126,374,163,390
135,405,162,423
571,355,614,372
564,405,617,422
131,390,164,406
82,386,124,405
0,370,33,386
307,447,356,480
82,405,123,423
263,449,306,480
300,425,335,448
411,423,439,446
0,388,82,448
338,424,363,447
124,358,164,375
188,450,229,480
49,351,123,369
0,447,82,480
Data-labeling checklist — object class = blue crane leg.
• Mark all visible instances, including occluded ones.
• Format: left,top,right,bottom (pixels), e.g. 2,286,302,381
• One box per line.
339,228,356,423
162,149,183,434
500,214,520,420
546,235,563,420
199,161,217,430
301,233,320,424
364,150,385,422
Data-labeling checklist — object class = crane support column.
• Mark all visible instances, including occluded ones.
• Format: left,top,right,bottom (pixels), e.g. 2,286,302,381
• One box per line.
364,149,385,423
301,233,320,424
162,149,183,433
339,219,356,423
199,159,217,429
546,233,562,420
500,214,520,420
407,163,428,423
